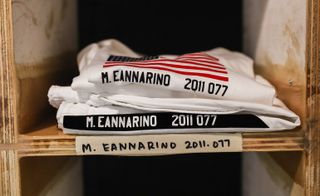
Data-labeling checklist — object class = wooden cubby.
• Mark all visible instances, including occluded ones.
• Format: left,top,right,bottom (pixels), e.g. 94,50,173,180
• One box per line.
0,0,319,195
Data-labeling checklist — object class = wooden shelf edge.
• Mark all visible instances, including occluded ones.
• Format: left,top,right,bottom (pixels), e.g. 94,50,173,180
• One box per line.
4,124,304,157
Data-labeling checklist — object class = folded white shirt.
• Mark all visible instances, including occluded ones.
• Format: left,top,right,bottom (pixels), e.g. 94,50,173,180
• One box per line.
49,86,300,134
71,39,276,105
56,101,299,135
47,39,301,134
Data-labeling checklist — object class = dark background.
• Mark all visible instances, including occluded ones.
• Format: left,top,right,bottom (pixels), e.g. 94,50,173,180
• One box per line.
79,0,243,195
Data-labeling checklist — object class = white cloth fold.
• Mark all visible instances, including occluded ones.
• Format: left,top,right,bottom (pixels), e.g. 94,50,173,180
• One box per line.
56,100,299,134
49,86,300,133
47,39,301,134
72,39,276,105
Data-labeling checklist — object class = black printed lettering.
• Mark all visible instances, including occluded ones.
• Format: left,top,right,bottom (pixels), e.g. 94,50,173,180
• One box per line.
146,72,153,84
185,141,192,149
64,113,269,131
184,78,228,96
132,71,139,82
111,143,117,151
184,139,232,150
148,141,155,150
107,55,159,62
101,72,110,83
138,142,145,150
224,139,230,147
215,84,222,95
163,75,170,86
184,78,192,90
222,85,228,96
102,143,109,151
160,142,168,149
129,142,136,150
109,70,171,86
170,142,177,149
82,144,92,153
113,70,119,82
208,82,228,96
184,78,205,93
125,70,132,81
119,143,127,151
139,72,145,83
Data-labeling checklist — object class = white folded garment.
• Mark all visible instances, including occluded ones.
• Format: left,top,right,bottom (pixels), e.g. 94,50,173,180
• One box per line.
71,39,276,105
47,39,301,134
56,100,299,135
48,85,113,108
49,86,300,134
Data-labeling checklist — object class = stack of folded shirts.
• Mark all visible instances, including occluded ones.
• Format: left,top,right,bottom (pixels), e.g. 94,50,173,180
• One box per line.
48,39,300,135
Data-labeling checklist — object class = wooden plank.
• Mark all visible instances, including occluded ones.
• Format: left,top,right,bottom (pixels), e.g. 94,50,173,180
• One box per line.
12,0,78,132
0,1,80,196
20,157,83,196
12,124,305,157
0,0,317,195
305,0,320,195
269,152,304,187
243,0,307,195
243,0,307,124
0,1,21,196
0,150,20,196
0,0,17,144
242,152,304,196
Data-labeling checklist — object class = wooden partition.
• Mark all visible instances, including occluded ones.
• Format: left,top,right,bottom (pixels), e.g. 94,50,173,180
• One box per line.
0,0,319,195
243,0,320,195
0,0,81,195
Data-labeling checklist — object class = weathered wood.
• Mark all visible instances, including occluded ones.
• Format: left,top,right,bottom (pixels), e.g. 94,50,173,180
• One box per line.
243,152,304,196
0,1,20,196
243,0,308,195
305,0,320,195
0,0,319,195
12,0,78,132
11,124,304,157
0,0,79,195
244,0,307,124
0,0,17,144
0,150,20,196
20,157,83,196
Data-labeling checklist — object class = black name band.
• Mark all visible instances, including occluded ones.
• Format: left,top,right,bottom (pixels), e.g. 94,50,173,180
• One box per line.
63,113,268,132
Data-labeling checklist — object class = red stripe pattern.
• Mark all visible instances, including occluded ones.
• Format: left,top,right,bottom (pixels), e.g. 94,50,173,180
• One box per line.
103,52,229,82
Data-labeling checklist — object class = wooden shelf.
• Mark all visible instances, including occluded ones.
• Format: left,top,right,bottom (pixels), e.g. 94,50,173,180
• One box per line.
11,122,305,157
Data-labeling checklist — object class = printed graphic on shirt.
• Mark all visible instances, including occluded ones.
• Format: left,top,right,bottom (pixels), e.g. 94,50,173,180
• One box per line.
101,70,171,86
104,53,228,81
63,113,268,131
107,55,159,62
100,53,230,96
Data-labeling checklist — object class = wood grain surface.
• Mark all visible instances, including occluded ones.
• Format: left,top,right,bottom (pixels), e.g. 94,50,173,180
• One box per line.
304,0,320,195
0,0,319,195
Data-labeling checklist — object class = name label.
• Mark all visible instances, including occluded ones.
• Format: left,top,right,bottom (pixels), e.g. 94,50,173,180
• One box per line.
75,133,243,155
63,113,268,131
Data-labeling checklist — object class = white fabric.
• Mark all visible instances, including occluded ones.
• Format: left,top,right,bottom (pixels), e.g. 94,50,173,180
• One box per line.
47,39,301,134
49,86,300,133
72,39,276,105
55,99,299,134
100,95,299,130
56,102,139,130
77,39,138,72
48,86,80,108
